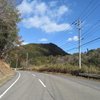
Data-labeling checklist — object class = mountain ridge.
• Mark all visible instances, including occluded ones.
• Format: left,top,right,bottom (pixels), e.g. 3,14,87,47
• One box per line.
21,43,69,56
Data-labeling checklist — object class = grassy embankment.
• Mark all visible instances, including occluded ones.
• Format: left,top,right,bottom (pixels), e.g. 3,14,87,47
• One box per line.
0,60,15,83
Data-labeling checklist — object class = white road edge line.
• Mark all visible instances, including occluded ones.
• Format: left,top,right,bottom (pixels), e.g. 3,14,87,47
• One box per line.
39,79,46,87
0,71,21,99
32,74,36,77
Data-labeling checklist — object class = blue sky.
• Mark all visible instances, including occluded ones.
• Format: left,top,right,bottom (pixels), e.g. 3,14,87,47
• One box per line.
17,0,100,54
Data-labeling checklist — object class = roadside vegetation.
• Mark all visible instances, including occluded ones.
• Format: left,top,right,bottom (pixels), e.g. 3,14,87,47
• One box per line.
28,53,100,75
8,44,100,75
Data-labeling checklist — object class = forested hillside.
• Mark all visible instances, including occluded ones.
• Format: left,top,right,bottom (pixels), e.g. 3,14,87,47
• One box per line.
7,43,69,67
7,42,100,75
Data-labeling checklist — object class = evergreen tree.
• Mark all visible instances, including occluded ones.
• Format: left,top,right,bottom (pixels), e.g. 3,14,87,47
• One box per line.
0,0,22,59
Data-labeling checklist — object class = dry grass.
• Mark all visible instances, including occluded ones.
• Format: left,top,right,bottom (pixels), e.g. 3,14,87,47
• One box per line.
24,64,100,82
0,60,15,82
26,63,100,76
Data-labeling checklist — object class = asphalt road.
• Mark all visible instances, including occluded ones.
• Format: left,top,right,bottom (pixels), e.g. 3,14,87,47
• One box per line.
0,71,100,100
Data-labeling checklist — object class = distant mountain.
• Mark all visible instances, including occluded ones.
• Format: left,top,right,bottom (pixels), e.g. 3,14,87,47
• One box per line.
21,43,69,56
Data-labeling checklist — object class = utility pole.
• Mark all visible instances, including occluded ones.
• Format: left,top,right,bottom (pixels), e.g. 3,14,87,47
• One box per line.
26,52,28,67
16,58,18,70
73,18,83,69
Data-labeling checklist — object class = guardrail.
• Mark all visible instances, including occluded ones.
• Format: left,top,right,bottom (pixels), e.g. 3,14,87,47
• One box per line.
79,73,100,79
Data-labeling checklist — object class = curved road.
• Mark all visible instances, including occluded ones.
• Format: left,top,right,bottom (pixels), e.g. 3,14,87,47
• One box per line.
0,71,100,100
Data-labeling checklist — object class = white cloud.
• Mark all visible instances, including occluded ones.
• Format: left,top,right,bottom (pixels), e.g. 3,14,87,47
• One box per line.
33,1,47,16
17,0,72,33
58,5,68,15
23,16,50,28
49,1,57,7
67,36,79,41
39,38,48,41
21,42,29,45
73,36,79,41
68,38,72,41
17,0,33,15
41,23,72,33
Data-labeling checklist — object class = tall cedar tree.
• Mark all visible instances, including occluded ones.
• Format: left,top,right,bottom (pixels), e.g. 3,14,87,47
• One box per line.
0,0,22,59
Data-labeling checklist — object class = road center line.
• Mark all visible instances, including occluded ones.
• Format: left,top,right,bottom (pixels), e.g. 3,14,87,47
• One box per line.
0,71,21,99
32,74,36,77
39,79,46,87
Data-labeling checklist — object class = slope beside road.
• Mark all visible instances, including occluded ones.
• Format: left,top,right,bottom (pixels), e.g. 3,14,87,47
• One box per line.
0,71,100,100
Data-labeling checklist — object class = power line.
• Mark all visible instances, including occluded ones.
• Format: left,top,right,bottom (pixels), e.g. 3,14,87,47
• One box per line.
60,1,99,49
78,0,94,18
49,0,96,42
82,39,100,49
83,26,100,40
66,37,100,52
81,21,100,41
81,20,100,37
64,20,100,51
61,40,77,47
66,47,77,52
48,0,100,55
80,0,99,21
49,23,73,42
81,37,100,47
82,3,100,21
48,0,92,43
82,6,100,25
